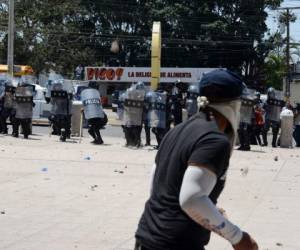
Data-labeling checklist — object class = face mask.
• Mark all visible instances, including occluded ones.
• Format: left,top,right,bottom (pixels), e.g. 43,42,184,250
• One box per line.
208,100,241,149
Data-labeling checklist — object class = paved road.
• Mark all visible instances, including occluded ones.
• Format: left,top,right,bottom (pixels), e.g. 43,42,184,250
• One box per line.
0,128,300,250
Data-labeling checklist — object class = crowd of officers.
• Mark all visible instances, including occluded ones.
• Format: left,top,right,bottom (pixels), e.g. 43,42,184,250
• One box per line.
0,75,35,139
0,74,107,143
117,80,199,149
1,72,300,150
118,81,300,150
238,88,300,150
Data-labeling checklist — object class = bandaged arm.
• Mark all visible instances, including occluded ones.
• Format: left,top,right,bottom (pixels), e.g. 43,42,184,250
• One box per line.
179,166,243,245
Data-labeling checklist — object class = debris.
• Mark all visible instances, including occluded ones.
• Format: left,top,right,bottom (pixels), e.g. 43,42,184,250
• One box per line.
84,156,91,160
276,242,283,247
274,156,278,161
41,167,48,172
240,167,249,176
90,185,98,191
119,171,124,174
0,211,5,215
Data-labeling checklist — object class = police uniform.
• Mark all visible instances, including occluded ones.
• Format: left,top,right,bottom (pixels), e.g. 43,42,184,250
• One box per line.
293,103,300,147
81,85,107,144
135,69,245,250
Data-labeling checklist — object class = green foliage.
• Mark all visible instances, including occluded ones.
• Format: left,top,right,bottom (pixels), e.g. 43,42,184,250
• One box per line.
0,0,284,79
264,54,286,90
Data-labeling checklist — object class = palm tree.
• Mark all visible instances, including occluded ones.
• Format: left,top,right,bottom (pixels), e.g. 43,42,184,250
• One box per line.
264,54,287,90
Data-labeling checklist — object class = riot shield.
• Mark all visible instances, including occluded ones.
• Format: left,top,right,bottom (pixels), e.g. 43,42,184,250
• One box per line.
267,90,285,122
15,86,34,119
239,89,256,124
0,81,5,97
146,91,167,129
50,82,73,116
81,88,104,120
122,88,145,126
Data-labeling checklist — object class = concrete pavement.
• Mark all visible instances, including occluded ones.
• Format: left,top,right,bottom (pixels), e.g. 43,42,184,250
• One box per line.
0,130,300,250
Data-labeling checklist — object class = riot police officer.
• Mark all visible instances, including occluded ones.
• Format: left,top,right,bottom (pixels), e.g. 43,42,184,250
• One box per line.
262,87,285,147
13,79,35,139
122,82,146,147
170,81,184,126
293,103,300,147
81,82,107,144
48,79,73,142
0,75,9,133
237,89,256,151
145,87,168,149
185,83,200,118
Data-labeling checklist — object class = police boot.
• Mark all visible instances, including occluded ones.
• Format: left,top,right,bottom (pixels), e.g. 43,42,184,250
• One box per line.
94,130,104,145
60,128,67,142
88,127,97,143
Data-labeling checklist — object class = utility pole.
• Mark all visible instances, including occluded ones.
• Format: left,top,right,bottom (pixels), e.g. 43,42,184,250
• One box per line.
286,8,290,99
7,0,14,77
277,6,300,100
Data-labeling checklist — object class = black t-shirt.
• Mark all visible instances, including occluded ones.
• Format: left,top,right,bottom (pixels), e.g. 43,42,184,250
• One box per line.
135,113,231,250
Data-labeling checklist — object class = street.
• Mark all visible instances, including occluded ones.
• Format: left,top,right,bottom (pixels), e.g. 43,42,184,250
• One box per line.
0,124,300,250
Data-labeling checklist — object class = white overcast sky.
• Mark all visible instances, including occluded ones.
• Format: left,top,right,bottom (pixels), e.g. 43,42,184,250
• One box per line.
266,0,300,42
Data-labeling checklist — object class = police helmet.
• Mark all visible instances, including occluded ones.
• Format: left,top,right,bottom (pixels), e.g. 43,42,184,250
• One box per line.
88,81,98,89
136,81,145,90
267,87,275,99
188,84,199,94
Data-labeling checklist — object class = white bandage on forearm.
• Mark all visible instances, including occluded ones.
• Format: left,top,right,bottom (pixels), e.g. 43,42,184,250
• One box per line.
179,166,243,245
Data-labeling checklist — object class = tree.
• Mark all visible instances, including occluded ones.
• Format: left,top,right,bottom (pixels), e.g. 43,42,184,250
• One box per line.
0,0,284,79
0,0,95,76
264,54,286,89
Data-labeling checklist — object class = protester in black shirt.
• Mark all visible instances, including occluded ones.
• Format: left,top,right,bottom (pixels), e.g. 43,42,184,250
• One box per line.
135,69,258,250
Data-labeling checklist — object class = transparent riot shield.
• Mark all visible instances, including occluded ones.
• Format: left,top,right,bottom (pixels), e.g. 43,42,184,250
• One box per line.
267,90,285,122
123,88,145,126
147,91,167,129
81,88,104,120
15,86,34,119
239,89,256,124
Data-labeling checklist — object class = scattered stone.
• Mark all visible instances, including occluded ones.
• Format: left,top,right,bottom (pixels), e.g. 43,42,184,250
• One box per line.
119,171,124,174
84,156,91,160
240,167,249,176
1,211,5,215
276,242,283,247
90,185,98,191
274,156,278,161
41,167,48,172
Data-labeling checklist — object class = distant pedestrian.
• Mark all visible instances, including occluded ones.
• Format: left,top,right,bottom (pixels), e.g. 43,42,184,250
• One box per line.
253,104,265,146
75,64,84,80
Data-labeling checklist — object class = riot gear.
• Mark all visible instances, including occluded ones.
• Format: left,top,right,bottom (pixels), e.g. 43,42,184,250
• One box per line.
14,85,34,138
262,89,285,147
122,84,145,147
185,84,199,118
81,88,107,144
293,103,300,147
145,90,168,148
237,89,256,151
49,79,73,141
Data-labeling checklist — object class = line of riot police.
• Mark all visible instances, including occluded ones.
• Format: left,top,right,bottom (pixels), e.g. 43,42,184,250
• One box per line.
117,80,200,149
0,74,35,139
238,87,300,150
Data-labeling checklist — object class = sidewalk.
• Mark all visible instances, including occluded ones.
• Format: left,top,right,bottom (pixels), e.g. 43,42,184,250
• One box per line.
0,132,299,250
